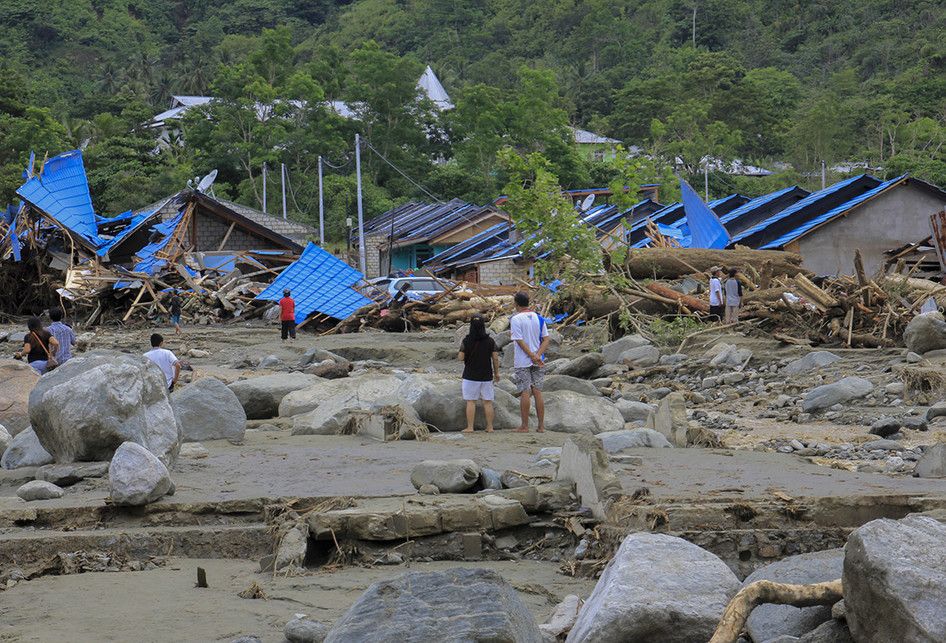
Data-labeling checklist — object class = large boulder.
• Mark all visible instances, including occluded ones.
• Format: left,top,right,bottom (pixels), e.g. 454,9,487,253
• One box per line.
108,441,173,506
0,359,40,434
399,376,519,432
228,373,321,419
783,351,842,375
600,334,650,364
543,391,624,434
410,459,481,493
279,374,403,417
27,352,180,465
613,399,656,423
1,427,53,469
915,443,946,478
597,428,672,453
619,345,660,368
542,374,600,397
904,311,946,355
843,515,946,642
654,391,688,447
0,423,11,454
802,377,873,412
555,353,605,378
171,377,247,443
323,568,542,643
743,549,844,642
566,533,740,642
556,435,623,520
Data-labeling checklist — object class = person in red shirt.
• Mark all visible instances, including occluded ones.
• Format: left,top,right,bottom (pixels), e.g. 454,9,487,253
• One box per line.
279,289,296,341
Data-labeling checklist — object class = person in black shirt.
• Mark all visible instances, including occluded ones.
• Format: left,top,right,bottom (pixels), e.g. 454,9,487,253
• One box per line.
17,316,60,375
168,292,183,335
458,315,500,433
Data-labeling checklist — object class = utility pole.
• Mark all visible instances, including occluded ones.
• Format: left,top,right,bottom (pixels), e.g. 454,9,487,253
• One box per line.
704,160,709,201
355,133,367,275
262,162,267,214
692,4,697,47
317,155,325,246
821,159,827,190
281,163,287,221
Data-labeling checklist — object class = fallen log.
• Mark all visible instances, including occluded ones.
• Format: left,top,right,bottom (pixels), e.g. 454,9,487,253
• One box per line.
624,248,808,280
645,282,709,313
709,579,843,643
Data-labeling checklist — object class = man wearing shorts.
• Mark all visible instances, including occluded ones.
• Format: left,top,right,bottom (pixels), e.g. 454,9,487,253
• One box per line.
510,291,549,433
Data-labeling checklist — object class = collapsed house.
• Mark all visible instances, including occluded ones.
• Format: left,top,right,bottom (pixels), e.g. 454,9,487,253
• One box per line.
0,150,368,327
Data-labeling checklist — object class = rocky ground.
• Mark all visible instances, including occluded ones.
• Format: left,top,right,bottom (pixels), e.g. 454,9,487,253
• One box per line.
0,317,945,642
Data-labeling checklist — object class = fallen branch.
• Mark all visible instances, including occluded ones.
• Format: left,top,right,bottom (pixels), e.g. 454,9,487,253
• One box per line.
709,579,843,643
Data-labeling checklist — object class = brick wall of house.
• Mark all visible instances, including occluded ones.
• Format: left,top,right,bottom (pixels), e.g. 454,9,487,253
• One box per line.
477,258,530,285
186,212,279,251
362,234,384,278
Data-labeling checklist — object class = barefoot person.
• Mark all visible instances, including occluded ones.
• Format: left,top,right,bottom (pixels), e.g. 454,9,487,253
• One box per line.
458,315,500,433
510,291,549,433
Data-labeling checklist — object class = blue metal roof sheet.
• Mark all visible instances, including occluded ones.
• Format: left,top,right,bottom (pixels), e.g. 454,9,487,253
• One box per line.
718,185,806,225
256,242,372,322
16,150,101,246
631,195,741,247
729,174,875,245
760,175,908,249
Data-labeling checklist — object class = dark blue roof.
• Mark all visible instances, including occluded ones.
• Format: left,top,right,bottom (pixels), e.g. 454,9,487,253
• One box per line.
718,185,809,227
256,242,372,322
728,174,880,247
760,175,908,249
16,150,101,246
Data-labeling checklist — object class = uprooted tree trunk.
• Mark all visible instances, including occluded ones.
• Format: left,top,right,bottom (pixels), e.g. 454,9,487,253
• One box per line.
709,578,844,643
624,247,808,280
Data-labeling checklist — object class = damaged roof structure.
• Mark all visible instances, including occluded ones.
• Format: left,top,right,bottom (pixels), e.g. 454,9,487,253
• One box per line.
0,150,366,327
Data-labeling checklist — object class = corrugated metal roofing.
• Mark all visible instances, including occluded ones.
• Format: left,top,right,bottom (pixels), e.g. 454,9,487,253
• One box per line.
629,194,745,247
362,199,505,246
16,150,101,246
718,185,809,226
728,174,879,246
256,242,372,322
424,222,514,268
760,175,908,249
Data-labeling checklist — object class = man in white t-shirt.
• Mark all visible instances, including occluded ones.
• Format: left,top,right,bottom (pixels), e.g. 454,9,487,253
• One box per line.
509,291,550,433
144,333,181,391
708,266,724,322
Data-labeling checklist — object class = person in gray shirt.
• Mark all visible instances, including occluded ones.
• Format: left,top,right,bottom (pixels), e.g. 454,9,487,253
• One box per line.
48,308,77,364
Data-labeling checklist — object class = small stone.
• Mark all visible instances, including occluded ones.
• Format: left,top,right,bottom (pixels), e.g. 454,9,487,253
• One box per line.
187,348,210,358
179,442,209,458
16,480,64,501
789,439,805,451
902,417,928,432
906,351,923,363
284,617,328,643
418,484,440,495
884,382,905,396
869,417,902,437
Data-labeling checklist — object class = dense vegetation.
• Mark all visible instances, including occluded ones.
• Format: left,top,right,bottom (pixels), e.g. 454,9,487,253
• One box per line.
2,0,946,241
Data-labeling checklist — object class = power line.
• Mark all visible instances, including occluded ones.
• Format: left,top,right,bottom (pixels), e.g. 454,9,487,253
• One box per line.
361,138,443,203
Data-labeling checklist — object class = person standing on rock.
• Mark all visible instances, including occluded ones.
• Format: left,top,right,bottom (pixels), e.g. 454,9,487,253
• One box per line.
145,333,180,392
510,291,549,433
458,315,501,433
17,317,60,375
708,267,724,323
47,308,76,364
724,268,743,323
279,289,296,341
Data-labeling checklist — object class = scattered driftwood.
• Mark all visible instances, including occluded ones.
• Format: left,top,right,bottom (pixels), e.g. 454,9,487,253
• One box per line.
709,579,843,643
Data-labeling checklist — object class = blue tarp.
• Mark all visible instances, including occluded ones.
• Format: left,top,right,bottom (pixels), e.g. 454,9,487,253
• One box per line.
96,210,158,257
760,175,907,250
681,180,730,249
16,150,101,247
256,242,372,323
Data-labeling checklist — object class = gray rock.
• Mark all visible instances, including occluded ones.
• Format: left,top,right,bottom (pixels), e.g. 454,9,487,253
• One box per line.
228,373,321,419
543,374,600,397
410,459,481,493
418,484,439,495
303,361,350,379
108,441,173,506
885,381,905,396
555,436,622,520
926,400,946,421
285,617,328,643
797,620,854,643
707,343,752,368
539,594,582,640
802,377,873,412
907,351,923,363
35,461,109,486
904,311,946,354
860,439,904,451
566,533,740,643
590,363,627,379
323,568,542,643
555,353,605,378
0,359,39,434
542,391,624,434
0,423,11,454
299,347,347,367
743,549,844,642
600,334,650,364
843,515,946,642
903,417,929,431
1,427,54,469
869,416,902,437
613,399,656,423
619,344,660,368
479,467,503,490
28,352,181,465
915,443,946,478
171,378,247,443
659,353,688,366
257,354,283,369
597,429,672,453
654,392,688,447
16,480,65,501
275,524,307,571
501,470,530,488
397,375,519,432
782,351,842,375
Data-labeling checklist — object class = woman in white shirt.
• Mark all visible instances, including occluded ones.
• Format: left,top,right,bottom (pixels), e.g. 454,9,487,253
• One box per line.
708,267,724,322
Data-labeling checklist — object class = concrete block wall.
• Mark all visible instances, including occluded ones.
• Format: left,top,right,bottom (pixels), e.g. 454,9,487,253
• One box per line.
477,258,530,285
363,234,384,278
188,213,278,251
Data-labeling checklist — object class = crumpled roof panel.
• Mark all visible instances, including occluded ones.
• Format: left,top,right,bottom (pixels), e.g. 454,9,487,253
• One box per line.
16,150,101,246
256,242,372,322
